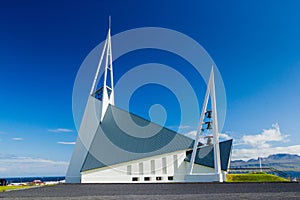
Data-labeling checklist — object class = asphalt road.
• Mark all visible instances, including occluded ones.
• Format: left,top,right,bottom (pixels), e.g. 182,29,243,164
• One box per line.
1,182,299,200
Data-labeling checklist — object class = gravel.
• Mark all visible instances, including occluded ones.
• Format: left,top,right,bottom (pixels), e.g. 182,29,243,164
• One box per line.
1,182,299,200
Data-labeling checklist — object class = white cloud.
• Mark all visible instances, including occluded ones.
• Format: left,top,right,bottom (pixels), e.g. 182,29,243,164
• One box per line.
57,141,76,145
184,130,197,139
219,133,232,140
0,168,7,172
232,145,300,161
232,123,297,160
12,138,24,141
183,124,297,161
178,125,192,129
170,125,194,134
48,128,74,133
184,130,232,141
0,154,69,177
240,123,288,149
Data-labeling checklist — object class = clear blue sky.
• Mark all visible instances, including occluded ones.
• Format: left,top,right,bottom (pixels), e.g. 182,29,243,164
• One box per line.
0,0,300,177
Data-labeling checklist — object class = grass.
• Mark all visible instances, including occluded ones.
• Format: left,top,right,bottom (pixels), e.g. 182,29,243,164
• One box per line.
226,172,290,182
0,185,32,192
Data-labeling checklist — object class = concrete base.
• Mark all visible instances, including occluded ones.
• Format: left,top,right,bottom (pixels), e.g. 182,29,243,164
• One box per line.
185,173,223,182
65,176,81,183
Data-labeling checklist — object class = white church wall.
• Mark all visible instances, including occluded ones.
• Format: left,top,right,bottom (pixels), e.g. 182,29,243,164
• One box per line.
81,150,186,183
81,149,227,183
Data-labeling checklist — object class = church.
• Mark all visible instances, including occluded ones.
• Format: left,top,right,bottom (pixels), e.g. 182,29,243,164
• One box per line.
66,22,232,183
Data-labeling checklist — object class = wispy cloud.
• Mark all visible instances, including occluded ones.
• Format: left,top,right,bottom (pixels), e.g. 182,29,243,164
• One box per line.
232,123,294,160
12,138,24,141
0,168,7,172
239,123,288,149
219,133,232,140
184,130,232,141
184,130,197,139
48,128,74,133
182,123,296,161
169,125,194,134
57,141,76,145
178,125,192,129
0,154,68,177
232,145,300,161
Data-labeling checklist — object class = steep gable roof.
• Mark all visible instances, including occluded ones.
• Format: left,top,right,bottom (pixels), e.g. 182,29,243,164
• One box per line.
81,99,194,172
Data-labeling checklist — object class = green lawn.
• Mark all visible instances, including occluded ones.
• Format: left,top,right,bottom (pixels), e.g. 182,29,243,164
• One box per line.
0,185,32,192
227,172,289,182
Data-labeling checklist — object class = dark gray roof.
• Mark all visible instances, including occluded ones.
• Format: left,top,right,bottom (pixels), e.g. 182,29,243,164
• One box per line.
81,101,194,172
185,139,233,171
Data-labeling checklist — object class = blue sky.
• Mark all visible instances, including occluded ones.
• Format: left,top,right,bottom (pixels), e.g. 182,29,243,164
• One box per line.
0,0,300,177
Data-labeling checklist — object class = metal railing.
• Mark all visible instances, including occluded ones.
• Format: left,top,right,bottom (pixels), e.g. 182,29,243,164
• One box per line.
228,167,289,179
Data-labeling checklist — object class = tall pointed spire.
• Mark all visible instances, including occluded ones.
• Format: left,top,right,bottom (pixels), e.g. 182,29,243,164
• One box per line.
187,67,222,182
90,16,114,122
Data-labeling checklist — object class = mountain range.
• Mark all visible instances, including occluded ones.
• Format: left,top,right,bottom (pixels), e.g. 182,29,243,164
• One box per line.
230,153,300,172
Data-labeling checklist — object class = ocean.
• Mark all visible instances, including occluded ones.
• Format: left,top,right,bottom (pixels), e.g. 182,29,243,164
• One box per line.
3,176,65,184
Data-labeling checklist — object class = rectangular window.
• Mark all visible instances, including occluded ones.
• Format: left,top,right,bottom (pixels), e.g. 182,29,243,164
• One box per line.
132,177,139,181
168,176,173,181
139,162,143,175
156,176,162,181
144,177,150,181
162,157,167,174
173,155,178,170
127,165,132,175
151,160,155,175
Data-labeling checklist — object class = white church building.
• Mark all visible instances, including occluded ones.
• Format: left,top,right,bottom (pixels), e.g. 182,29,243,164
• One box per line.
66,21,232,183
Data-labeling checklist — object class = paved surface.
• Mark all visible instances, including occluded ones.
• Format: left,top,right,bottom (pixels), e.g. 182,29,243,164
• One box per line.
1,182,299,199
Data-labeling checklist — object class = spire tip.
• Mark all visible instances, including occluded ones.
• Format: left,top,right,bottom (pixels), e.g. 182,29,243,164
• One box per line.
109,16,111,29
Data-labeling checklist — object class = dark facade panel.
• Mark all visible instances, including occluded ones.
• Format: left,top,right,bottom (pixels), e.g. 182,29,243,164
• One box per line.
185,139,233,171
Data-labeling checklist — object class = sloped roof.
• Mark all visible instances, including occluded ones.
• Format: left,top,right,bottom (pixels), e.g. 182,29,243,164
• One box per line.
185,139,233,171
81,100,194,172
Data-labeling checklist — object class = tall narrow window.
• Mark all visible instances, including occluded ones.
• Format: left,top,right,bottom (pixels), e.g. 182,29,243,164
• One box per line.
162,157,167,174
127,165,132,175
139,162,143,175
173,155,178,170
151,160,155,175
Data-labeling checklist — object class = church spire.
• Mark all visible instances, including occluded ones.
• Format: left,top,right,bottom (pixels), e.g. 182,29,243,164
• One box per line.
90,16,114,122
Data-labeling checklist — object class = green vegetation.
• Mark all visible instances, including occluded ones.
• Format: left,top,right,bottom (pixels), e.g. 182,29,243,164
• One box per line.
226,172,290,182
0,185,31,192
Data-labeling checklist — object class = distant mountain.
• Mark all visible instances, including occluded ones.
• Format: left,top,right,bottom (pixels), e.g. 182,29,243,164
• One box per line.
230,154,300,171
